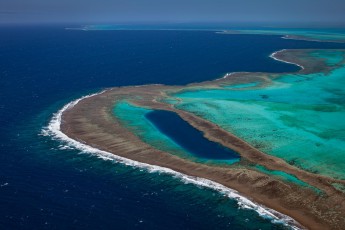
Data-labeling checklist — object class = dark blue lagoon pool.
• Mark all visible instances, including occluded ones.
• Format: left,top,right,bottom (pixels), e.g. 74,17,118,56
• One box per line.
145,110,240,160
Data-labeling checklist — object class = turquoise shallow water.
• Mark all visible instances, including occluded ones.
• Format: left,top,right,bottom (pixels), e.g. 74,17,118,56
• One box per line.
114,101,189,158
254,165,321,193
224,82,260,89
255,165,310,187
172,50,345,179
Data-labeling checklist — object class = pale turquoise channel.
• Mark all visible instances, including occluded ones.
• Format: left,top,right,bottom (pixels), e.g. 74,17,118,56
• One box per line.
223,82,260,89
254,165,321,193
172,50,345,179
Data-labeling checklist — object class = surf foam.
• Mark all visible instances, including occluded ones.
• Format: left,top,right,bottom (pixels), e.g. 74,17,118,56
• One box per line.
270,49,305,70
41,90,303,230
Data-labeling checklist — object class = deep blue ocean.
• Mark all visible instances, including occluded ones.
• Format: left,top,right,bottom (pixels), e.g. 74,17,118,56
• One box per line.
1,26,345,229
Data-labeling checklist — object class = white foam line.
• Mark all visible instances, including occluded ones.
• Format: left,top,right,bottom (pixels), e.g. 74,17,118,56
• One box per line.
222,72,235,79
133,84,162,88
222,48,305,81
270,49,305,70
217,72,250,80
41,91,303,230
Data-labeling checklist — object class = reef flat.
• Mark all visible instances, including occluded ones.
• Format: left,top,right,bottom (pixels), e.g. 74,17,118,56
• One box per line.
60,49,345,229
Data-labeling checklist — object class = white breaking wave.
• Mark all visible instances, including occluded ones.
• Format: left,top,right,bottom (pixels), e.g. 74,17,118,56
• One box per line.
270,49,305,70
220,48,304,81
41,90,303,230
222,72,235,79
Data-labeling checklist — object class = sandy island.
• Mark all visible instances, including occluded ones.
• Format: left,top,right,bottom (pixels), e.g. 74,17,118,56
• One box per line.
59,49,345,229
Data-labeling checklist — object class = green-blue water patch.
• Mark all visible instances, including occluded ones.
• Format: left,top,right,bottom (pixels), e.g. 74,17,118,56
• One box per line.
254,165,321,194
145,110,240,160
161,98,180,105
113,101,186,156
223,82,259,89
332,183,345,193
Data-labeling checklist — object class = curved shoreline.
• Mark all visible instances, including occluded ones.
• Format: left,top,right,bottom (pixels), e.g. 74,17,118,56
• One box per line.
50,49,345,229
269,49,305,70
42,93,301,229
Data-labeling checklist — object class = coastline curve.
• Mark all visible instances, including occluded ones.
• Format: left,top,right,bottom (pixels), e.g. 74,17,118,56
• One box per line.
41,92,303,230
